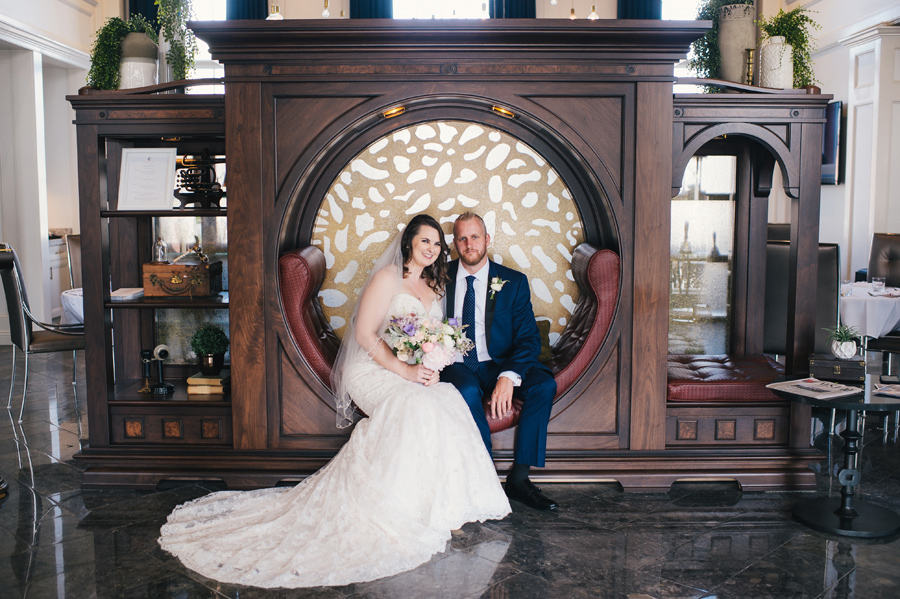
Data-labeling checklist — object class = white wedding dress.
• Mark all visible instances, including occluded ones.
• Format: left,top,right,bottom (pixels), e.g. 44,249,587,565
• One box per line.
158,293,510,589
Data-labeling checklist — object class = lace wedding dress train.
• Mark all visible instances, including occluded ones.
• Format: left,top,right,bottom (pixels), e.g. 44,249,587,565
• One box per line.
158,293,510,589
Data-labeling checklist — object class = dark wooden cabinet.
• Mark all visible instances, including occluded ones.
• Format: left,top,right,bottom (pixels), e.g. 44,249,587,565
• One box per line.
70,20,829,492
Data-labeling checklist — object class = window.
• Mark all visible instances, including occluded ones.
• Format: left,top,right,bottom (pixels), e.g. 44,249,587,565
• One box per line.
669,156,737,355
187,0,226,94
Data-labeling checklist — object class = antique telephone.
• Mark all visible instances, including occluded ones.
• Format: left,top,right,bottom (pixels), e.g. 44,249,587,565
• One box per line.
139,345,175,395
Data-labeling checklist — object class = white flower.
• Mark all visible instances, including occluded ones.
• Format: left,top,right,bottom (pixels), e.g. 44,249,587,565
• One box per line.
489,276,509,300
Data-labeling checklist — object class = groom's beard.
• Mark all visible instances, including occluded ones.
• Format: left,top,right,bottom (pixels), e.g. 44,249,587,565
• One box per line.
458,246,487,268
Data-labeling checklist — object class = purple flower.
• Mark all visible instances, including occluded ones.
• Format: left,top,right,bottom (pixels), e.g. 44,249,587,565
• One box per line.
447,317,459,326
402,323,417,336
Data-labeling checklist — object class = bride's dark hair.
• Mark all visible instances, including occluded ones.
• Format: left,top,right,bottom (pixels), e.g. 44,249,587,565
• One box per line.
400,214,450,295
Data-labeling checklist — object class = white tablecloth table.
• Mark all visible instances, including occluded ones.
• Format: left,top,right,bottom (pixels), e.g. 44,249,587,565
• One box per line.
60,288,84,325
839,282,900,339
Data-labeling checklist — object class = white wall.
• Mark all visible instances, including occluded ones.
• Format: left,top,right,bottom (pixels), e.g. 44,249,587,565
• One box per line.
763,0,900,279
0,0,110,341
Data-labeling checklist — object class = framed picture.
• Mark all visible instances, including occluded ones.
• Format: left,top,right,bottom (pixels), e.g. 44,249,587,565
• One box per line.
117,148,177,210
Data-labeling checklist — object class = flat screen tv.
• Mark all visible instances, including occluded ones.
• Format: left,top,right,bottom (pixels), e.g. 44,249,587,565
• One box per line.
821,100,842,185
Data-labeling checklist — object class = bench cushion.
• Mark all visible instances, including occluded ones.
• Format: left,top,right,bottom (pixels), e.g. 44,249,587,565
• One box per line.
667,354,784,402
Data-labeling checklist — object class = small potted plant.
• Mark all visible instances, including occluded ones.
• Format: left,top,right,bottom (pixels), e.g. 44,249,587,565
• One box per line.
825,324,861,360
190,324,229,375
87,15,158,90
757,6,821,90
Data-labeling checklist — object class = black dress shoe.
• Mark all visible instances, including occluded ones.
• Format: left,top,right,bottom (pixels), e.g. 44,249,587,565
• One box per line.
504,479,559,511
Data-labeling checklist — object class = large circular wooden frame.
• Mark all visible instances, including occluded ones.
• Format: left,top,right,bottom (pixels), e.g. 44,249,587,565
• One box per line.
276,96,622,403
279,96,620,254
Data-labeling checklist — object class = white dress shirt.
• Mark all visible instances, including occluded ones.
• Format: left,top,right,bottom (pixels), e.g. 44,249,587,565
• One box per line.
453,262,521,386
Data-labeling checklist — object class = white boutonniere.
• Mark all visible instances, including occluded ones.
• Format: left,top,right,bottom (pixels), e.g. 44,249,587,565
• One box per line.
489,276,508,300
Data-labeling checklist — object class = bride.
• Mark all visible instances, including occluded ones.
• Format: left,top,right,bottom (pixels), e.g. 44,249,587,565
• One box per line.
158,214,511,589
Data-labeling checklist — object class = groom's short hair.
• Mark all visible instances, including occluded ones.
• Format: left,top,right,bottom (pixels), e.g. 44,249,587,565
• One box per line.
455,211,486,235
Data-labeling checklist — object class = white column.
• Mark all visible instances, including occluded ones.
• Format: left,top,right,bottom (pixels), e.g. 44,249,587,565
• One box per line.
841,26,900,276
0,48,51,323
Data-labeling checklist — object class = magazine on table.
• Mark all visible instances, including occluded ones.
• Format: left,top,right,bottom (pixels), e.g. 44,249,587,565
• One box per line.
873,384,900,398
766,378,862,399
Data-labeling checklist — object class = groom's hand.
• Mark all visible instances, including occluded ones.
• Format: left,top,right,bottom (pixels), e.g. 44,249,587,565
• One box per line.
490,377,514,418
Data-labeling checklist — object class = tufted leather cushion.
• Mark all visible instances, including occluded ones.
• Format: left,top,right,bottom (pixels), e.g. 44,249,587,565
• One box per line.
486,245,620,433
547,246,620,396
667,354,784,402
279,248,341,388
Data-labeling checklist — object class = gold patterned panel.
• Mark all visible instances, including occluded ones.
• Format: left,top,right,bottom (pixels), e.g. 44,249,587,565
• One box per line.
716,420,736,441
312,120,586,345
754,419,775,441
677,420,698,441
163,419,183,439
124,418,144,438
201,419,221,440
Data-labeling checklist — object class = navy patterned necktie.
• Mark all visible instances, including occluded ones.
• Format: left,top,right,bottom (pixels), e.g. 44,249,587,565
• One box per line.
463,275,479,369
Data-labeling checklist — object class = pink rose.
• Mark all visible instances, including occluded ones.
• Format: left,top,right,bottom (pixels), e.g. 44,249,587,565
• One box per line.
421,342,435,353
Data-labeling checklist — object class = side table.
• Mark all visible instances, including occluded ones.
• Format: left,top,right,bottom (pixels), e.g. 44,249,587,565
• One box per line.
771,376,900,538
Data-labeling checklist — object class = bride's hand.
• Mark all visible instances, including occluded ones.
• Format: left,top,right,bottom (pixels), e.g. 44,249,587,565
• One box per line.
407,364,438,386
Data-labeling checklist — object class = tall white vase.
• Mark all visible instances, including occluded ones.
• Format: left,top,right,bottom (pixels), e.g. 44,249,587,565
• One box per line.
759,36,794,89
717,4,756,85
158,36,174,85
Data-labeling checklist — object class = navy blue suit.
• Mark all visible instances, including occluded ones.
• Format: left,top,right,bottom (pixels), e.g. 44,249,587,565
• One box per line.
441,259,556,467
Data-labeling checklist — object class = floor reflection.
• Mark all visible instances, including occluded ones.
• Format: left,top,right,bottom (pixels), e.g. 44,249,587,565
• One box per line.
1,348,900,598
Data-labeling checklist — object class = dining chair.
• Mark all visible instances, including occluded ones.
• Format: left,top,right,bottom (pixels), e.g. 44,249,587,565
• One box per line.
65,234,82,289
867,233,900,288
0,243,85,424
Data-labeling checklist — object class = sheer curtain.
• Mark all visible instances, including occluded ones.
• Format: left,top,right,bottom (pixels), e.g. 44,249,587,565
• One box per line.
351,0,394,18
490,0,536,19
227,0,268,20
617,0,662,19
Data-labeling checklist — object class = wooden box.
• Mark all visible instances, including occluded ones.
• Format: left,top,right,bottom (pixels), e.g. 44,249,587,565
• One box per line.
142,261,223,297
808,353,866,382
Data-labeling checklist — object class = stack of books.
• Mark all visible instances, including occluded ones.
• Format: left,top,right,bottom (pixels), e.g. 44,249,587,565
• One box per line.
186,370,230,399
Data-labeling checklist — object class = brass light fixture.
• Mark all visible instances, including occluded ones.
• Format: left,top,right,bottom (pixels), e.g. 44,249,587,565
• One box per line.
382,106,406,119
322,0,330,18
266,3,283,20
588,4,599,20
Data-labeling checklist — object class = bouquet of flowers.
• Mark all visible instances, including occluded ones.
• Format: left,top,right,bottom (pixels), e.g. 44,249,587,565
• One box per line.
384,313,475,372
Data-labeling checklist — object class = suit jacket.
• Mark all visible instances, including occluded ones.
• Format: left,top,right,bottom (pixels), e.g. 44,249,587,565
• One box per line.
446,259,549,379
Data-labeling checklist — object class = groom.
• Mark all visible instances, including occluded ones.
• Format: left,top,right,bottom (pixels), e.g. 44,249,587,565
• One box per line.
441,212,558,511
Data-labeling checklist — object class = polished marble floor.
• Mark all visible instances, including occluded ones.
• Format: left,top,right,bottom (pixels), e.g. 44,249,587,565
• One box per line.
1,347,900,598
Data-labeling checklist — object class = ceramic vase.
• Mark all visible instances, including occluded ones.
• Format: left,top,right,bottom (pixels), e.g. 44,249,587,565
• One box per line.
199,353,226,376
759,36,794,89
717,4,756,85
119,32,158,89
158,36,174,86
831,340,857,360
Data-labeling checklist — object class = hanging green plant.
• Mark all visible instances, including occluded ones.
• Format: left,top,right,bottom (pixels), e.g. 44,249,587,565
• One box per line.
688,0,754,92
87,15,158,90
757,7,822,89
156,0,199,81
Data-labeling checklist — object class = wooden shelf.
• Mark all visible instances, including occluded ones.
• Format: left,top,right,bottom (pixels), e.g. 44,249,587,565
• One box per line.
101,208,226,218
105,291,229,309
111,379,231,404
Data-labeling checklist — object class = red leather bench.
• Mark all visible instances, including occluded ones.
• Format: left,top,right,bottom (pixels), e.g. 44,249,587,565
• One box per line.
667,354,784,403
279,244,620,434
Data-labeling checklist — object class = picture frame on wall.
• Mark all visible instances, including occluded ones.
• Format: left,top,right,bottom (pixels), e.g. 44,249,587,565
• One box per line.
117,148,178,210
